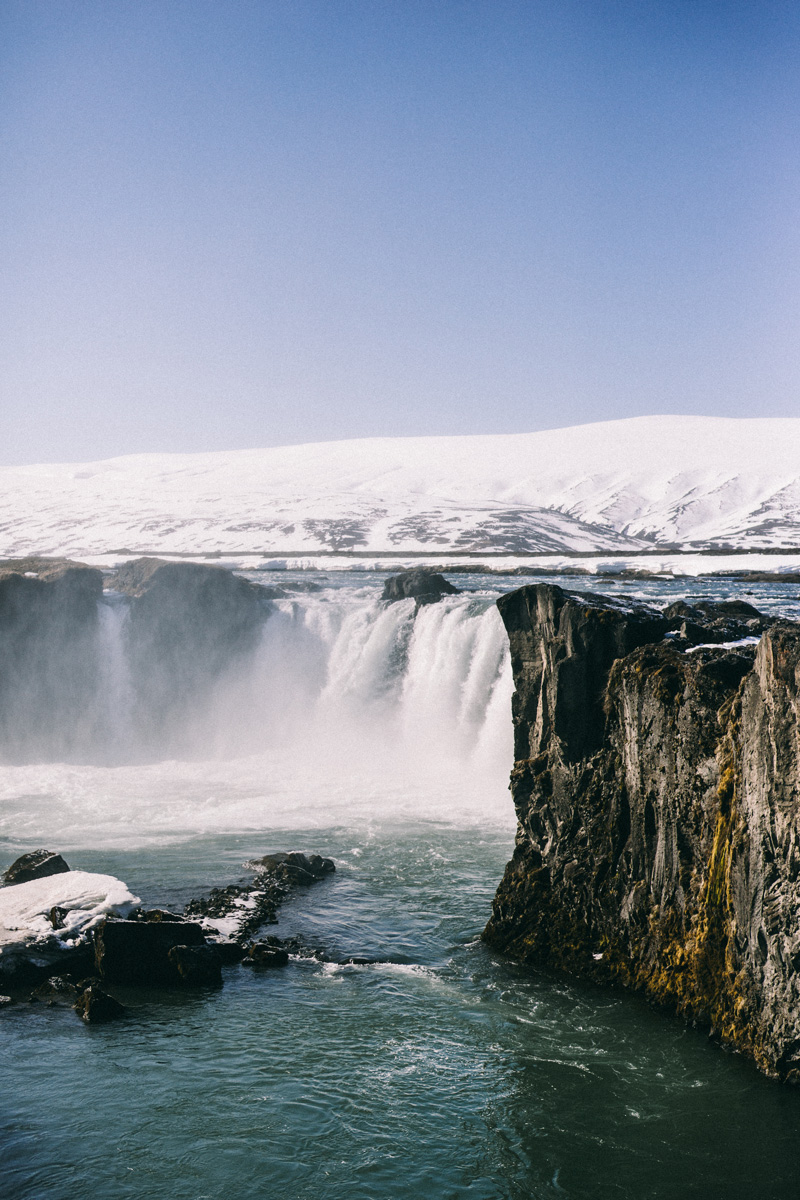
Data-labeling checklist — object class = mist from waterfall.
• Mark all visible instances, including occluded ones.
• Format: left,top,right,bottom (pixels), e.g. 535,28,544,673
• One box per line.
0,578,515,848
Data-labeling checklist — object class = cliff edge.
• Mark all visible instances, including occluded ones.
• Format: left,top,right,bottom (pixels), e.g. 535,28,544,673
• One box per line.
483,582,800,1081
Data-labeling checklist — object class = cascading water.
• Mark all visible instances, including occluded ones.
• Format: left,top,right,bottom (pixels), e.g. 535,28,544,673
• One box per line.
0,576,515,847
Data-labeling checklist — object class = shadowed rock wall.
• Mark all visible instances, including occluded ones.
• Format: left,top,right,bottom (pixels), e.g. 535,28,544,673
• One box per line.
0,557,269,763
484,582,800,1081
0,559,104,761
107,558,268,752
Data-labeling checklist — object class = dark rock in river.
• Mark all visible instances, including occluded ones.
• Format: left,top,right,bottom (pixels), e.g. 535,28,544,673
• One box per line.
167,944,223,986
138,908,186,923
250,851,336,885
3,850,71,886
0,936,94,993
243,939,290,968
94,917,207,986
73,982,126,1023
382,569,459,606
29,975,80,1003
483,582,800,1082
212,940,246,966
187,849,337,943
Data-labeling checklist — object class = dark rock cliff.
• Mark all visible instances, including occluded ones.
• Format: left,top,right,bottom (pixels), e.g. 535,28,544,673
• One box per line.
107,557,268,750
483,582,800,1081
0,556,269,762
0,558,104,760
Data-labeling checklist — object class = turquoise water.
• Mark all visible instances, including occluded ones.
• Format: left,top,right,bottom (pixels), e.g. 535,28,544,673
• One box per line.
4,825,800,1200
4,571,800,1199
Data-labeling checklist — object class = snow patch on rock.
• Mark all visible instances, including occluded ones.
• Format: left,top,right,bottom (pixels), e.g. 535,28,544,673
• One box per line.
0,870,139,946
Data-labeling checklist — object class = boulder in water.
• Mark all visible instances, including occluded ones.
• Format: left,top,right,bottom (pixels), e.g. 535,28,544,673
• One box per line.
138,908,186,923
243,939,290,968
249,851,335,885
381,569,459,606
73,982,126,1023
29,975,80,1003
211,940,246,966
94,917,207,986
3,850,70,886
167,944,223,986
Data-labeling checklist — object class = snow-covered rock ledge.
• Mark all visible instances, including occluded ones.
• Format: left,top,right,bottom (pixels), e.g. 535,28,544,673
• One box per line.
0,846,338,1012
0,870,139,947
0,854,139,993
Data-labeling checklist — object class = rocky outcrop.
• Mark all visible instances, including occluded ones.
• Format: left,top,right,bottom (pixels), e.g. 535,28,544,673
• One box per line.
382,569,459,606
187,850,336,941
0,555,273,762
0,847,338,1027
73,982,126,1023
167,944,223,986
245,851,336,886
243,939,290,968
106,558,269,751
483,583,800,1081
3,850,70,886
94,917,209,985
0,558,104,760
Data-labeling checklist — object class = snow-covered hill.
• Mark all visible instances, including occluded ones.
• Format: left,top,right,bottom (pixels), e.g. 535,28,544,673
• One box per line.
3,415,800,559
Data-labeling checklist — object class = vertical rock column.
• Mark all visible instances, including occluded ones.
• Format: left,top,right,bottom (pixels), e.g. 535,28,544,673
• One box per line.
482,584,800,1080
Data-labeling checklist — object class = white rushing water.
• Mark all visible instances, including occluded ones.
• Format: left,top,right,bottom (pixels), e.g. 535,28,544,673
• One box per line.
0,581,515,850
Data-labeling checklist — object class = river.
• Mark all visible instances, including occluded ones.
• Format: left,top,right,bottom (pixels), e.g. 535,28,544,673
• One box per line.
3,569,800,1199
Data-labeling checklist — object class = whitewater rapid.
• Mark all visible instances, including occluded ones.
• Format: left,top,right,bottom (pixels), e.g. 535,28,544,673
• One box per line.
0,579,515,849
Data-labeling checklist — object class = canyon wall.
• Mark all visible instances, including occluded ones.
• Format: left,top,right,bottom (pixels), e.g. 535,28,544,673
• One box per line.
484,583,800,1081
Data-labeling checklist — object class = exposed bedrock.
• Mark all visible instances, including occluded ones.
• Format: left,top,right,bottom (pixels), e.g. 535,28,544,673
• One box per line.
0,556,270,761
381,568,459,606
3,850,71,886
0,558,104,760
483,582,800,1081
107,558,269,750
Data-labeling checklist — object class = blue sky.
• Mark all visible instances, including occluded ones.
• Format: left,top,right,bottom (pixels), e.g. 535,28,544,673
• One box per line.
1,0,799,463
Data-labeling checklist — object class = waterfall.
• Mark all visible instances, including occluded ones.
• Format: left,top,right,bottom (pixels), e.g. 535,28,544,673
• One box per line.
95,595,135,757
0,579,515,846
205,589,513,776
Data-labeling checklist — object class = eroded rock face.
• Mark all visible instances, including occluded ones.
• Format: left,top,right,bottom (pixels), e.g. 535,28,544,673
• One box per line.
0,559,104,761
94,918,207,986
483,583,800,1081
106,558,269,750
381,569,459,606
3,850,71,886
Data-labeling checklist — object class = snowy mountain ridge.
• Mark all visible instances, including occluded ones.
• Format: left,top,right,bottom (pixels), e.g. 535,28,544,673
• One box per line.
3,415,800,559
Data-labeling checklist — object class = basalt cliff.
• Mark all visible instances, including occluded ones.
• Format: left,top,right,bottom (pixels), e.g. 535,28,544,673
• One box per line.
0,556,268,762
484,582,800,1081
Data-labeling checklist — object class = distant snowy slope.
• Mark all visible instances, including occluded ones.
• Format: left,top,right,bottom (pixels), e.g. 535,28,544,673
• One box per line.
2,416,800,558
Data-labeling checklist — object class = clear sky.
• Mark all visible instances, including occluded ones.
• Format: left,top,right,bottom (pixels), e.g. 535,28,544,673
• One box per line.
1,0,799,464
